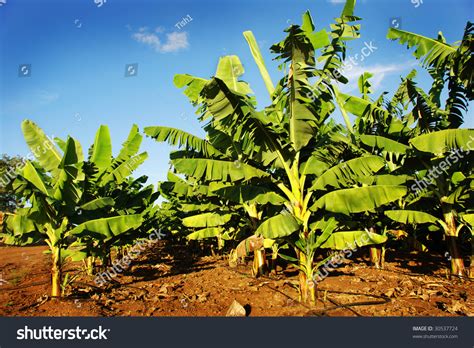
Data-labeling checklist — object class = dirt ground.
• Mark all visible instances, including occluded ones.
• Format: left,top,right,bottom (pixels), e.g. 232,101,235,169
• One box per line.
0,241,472,317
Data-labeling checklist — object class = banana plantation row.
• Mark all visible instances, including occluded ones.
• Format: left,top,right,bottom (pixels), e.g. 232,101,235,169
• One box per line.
1,1,473,305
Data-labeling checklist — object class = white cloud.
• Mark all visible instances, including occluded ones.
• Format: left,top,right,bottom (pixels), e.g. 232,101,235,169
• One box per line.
339,61,416,93
132,31,161,51
327,0,347,4
160,32,189,53
131,28,189,53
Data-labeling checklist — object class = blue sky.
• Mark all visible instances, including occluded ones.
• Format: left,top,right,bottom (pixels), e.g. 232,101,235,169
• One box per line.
0,0,473,187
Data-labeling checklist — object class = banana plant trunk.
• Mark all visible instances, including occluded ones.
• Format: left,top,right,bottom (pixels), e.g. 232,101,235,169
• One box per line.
369,228,384,269
51,247,62,297
470,237,474,279
370,246,385,269
470,254,473,279
297,250,316,305
217,235,225,251
252,249,267,277
270,246,279,274
86,256,95,276
101,245,112,271
443,209,466,278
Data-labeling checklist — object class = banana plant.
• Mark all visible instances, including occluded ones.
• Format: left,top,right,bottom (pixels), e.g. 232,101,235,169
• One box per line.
147,2,407,304
385,23,473,277
154,169,242,252
406,129,474,277
145,55,285,275
3,121,149,296
69,124,157,273
336,20,474,267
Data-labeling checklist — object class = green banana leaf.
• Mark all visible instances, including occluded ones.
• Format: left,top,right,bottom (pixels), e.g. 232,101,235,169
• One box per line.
182,212,232,228
5,211,39,236
255,213,301,239
462,214,474,226
55,136,84,162
312,218,338,249
358,174,411,186
115,124,143,164
187,227,223,240
301,156,331,176
80,197,115,210
144,126,223,157
69,214,143,239
21,120,62,174
410,129,474,154
243,31,275,96
287,36,318,151
159,180,211,198
174,74,208,104
387,28,456,68
320,230,388,250
180,202,221,213
101,152,148,185
58,137,80,168
90,125,112,171
172,158,269,182
53,137,82,204
21,161,49,195
301,11,330,50
342,0,356,16
311,155,385,190
360,134,410,154
385,210,438,224
215,55,253,95
213,185,286,205
339,92,389,119
312,185,407,214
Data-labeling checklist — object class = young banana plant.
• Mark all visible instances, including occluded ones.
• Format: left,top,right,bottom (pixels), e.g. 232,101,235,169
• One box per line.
4,121,148,296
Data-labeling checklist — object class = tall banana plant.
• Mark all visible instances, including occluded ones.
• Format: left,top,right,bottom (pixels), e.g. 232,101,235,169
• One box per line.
148,1,406,305
145,55,285,275
4,121,148,296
